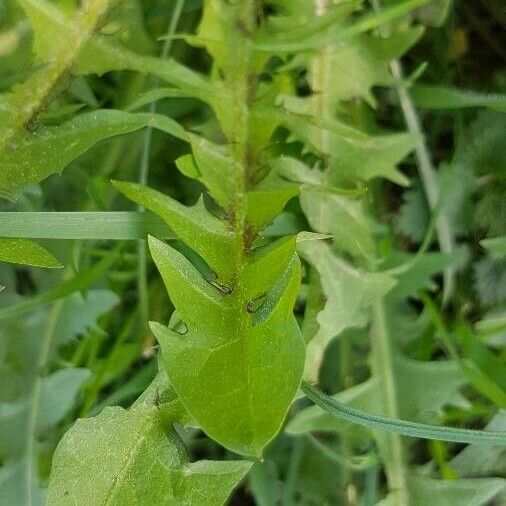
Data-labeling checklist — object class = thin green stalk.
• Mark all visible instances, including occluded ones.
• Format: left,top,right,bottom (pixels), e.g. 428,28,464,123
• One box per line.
137,0,185,338
370,298,409,505
363,464,379,506
422,293,506,407
24,299,64,506
310,2,354,498
80,310,136,416
391,59,455,302
370,0,456,303
339,336,353,500
282,438,304,506
24,242,83,504
302,0,335,383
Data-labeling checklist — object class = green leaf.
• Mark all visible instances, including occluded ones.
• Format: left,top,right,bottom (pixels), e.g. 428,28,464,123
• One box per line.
385,251,453,301
299,241,395,381
247,169,299,230
178,134,238,211
473,257,506,307
253,1,358,52
0,287,117,503
412,85,506,112
0,212,173,241
414,0,453,27
0,238,62,268
0,110,186,191
395,182,430,242
37,369,90,430
311,27,423,107
282,109,415,185
253,0,431,52
304,187,375,259
481,237,506,259
47,405,251,505
291,352,468,435
380,476,505,506
451,411,506,477
54,289,119,346
279,156,374,259
149,234,305,457
0,245,121,320
113,182,235,283
16,0,214,101
0,0,116,155
298,381,506,445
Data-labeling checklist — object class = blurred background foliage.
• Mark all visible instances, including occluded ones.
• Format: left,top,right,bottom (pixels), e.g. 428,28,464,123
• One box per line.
0,0,505,504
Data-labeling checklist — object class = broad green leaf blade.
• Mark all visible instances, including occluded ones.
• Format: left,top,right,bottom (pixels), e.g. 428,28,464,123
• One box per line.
300,381,506,445
47,405,251,505
149,234,305,458
113,182,234,282
0,110,186,191
301,187,375,260
0,212,173,241
0,238,62,268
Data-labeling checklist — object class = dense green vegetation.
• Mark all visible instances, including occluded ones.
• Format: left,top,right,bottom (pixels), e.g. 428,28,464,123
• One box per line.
0,0,505,504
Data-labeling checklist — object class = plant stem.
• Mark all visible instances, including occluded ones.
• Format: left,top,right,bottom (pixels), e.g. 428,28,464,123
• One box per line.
24,299,63,505
390,59,455,302
370,298,409,505
1,0,114,150
370,0,456,303
302,0,333,383
282,438,304,505
311,2,354,500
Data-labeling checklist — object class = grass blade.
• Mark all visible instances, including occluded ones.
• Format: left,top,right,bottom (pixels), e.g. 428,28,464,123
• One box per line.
301,381,506,445
0,212,173,240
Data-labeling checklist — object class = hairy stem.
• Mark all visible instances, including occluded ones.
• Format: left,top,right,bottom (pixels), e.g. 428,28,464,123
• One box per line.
1,0,115,150
216,0,258,262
